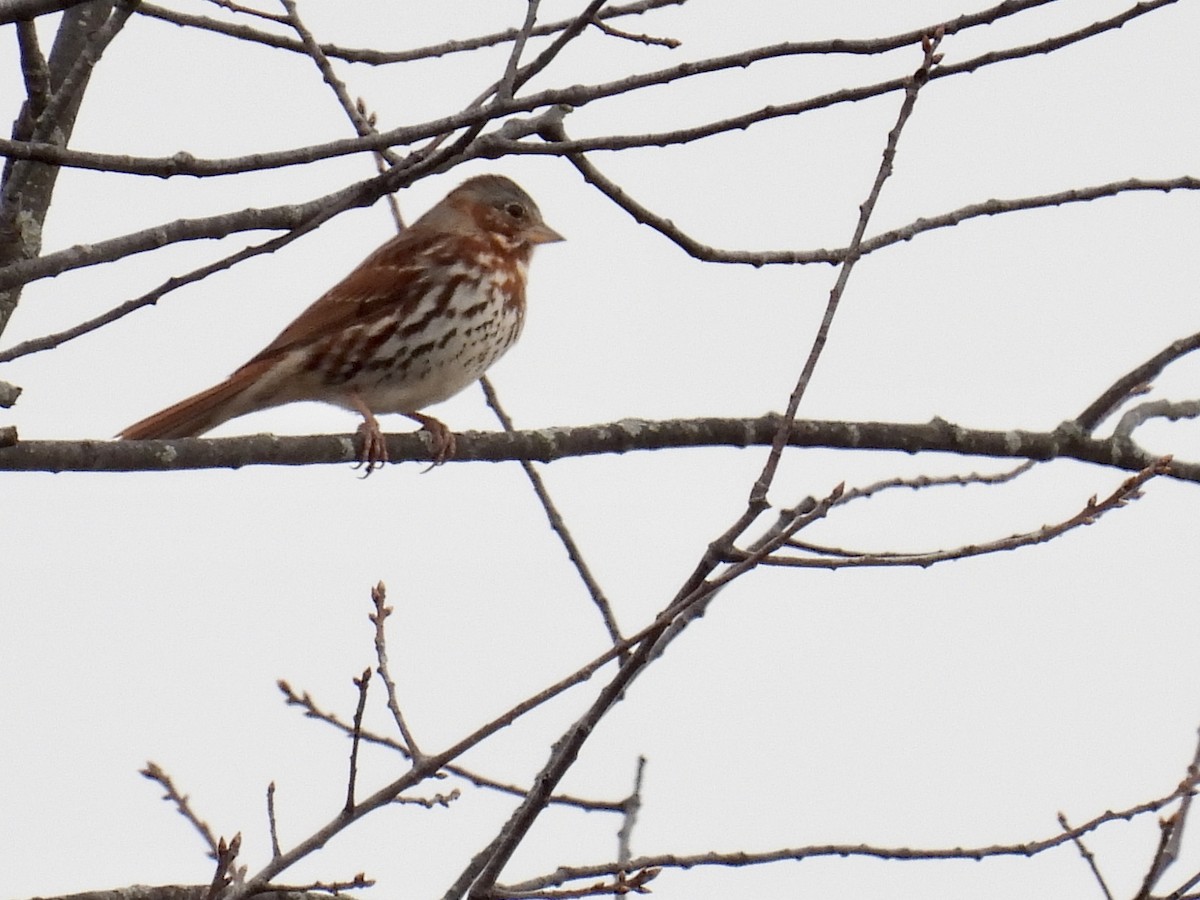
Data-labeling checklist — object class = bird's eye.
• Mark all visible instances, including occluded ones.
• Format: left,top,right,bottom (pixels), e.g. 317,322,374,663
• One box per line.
504,202,526,220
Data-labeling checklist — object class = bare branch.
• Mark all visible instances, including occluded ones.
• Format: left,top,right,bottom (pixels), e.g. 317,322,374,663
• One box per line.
140,761,220,856
2,0,131,338
499,0,543,101
1144,730,1200,898
205,834,242,900
130,0,687,66
2,174,1193,367
259,874,375,895
27,1,137,147
278,679,623,813
502,778,1197,893
3,416,1198,481
1076,330,1200,432
344,668,372,814
266,782,281,859
590,16,680,49
370,582,423,759
1058,812,1116,900
5,1,1167,184
278,0,383,143
1114,400,1200,449
616,757,646,867
480,377,624,648
753,458,1171,570
753,27,942,504
0,172,393,295
393,790,461,809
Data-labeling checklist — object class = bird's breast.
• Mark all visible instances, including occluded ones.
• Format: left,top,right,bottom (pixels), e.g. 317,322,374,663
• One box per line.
307,266,527,414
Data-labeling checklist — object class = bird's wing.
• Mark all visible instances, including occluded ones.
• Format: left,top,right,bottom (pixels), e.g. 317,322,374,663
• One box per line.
242,229,445,367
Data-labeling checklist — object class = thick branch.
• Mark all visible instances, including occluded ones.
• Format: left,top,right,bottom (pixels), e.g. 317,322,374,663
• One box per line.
0,0,123,338
1,417,1193,479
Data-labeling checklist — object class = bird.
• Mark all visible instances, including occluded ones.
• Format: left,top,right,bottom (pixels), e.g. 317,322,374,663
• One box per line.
119,174,564,471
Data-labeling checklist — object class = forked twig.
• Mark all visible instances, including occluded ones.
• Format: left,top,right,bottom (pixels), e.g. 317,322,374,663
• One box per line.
501,769,1200,894
499,0,543,100
205,833,243,900
757,457,1172,569
1058,812,1115,900
278,678,623,811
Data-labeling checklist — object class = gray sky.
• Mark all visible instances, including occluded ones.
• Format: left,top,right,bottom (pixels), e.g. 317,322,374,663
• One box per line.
3,2,1200,898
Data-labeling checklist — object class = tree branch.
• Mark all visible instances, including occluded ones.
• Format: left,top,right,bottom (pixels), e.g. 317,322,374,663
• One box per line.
1,416,1195,479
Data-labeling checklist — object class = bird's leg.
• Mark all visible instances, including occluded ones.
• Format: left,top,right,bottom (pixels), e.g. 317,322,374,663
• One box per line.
347,392,388,475
405,412,455,465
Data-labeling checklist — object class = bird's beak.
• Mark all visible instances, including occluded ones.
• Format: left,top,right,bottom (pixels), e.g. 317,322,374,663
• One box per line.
527,222,565,244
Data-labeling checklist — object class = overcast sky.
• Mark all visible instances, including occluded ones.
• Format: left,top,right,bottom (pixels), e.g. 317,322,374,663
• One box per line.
3,2,1200,899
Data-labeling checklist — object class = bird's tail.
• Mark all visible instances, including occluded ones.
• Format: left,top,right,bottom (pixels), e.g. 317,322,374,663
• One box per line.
119,376,252,440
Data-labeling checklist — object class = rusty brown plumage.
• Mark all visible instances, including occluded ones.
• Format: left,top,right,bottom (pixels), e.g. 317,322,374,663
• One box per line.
119,174,563,470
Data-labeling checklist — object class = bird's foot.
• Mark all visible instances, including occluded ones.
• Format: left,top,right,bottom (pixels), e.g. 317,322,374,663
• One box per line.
406,412,456,469
353,416,388,476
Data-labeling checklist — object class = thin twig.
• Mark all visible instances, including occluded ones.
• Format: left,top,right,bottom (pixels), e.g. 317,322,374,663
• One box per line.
419,0,604,159
1137,817,1179,900
494,868,659,899
1058,812,1115,900
480,377,624,649
756,463,1036,563
1156,729,1200,899
140,761,220,855
370,581,423,759
205,833,243,900
394,789,461,809
617,757,646,867
591,16,680,48
204,0,288,24
345,667,372,814
266,782,281,859
359,99,405,229
752,458,1171,569
279,0,399,166
752,27,943,504
1077,330,1200,432
499,0,542,100
278,679,623,812
492,0,606,99
265,874,375,894
836,461,1036,506
500,778,1198,893
133,0,686,66
1166,732,1200,874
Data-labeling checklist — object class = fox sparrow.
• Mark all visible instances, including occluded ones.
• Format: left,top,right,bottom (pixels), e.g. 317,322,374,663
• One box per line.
119,174,563,470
